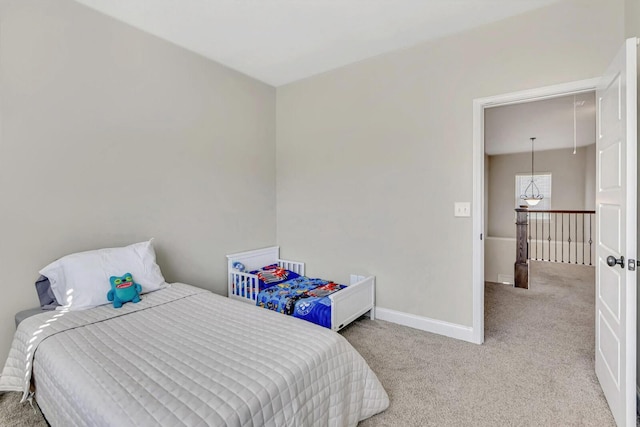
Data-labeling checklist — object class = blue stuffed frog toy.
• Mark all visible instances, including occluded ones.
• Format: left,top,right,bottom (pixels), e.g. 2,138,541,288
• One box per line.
107,273,142,308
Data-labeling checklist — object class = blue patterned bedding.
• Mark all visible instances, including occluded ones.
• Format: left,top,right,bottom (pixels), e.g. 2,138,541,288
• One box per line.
256,276,346,328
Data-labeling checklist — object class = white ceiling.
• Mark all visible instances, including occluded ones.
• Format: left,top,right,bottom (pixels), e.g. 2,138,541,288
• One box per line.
484,92,596,156
73,0,559,86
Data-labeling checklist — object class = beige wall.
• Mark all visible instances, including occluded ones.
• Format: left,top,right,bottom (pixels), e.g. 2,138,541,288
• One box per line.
0,0,276,363
484,237,516,284
0,0,629,366
487,145,595,239
584,143,596,210
484,154,489,237
276,0,624,327
625,0,640,38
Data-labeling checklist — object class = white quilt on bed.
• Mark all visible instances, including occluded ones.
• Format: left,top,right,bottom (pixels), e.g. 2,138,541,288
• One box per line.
0,283,388,426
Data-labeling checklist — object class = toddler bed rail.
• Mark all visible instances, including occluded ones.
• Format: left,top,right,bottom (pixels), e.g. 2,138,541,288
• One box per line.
227,246,305,302
226,246,375,331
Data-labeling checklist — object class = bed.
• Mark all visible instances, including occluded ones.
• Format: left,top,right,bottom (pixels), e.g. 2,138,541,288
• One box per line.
226,247,376,331
0,283,389,426
0,241,388,426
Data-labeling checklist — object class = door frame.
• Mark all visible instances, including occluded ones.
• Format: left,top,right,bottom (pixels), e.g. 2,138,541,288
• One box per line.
471,77,602,344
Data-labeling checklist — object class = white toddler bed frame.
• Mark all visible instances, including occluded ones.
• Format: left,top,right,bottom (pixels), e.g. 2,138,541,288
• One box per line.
226,246,375,331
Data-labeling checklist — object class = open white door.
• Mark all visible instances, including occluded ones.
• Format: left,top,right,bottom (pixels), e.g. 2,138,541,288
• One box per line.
596,37,638,427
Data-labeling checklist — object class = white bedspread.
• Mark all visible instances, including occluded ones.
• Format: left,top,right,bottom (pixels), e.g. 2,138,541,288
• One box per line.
0,283,388,426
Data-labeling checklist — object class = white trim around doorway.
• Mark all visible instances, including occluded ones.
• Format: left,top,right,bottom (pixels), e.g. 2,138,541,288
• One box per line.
471,77,602,345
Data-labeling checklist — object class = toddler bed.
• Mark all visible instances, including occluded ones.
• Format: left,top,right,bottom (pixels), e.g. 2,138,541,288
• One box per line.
226,246,376,331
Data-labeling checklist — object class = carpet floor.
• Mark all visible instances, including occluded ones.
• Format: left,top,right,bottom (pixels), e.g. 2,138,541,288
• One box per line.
0,261,620,426
343,261,616,426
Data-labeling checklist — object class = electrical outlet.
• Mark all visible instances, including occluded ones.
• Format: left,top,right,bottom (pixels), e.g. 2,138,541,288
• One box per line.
454,202,471,217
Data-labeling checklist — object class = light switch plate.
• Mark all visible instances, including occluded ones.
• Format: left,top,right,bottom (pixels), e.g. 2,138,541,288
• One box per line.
454,202,471,217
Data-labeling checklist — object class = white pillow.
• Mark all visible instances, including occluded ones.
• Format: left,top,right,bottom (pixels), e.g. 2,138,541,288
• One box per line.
39,240,166,311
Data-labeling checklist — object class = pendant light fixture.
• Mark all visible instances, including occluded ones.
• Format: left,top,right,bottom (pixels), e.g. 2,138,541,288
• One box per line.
520,137,543,206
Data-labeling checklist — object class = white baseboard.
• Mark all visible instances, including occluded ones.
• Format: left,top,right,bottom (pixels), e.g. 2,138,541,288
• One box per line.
375,307,477,344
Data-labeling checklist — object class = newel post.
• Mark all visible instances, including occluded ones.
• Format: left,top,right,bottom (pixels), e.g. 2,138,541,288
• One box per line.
515,207,529,289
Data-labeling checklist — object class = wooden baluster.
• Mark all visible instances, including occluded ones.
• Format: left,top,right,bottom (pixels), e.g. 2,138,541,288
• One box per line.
527,213,531,261
534,212,538,260
554,212,558,262
515,208,529,289
574,214,578,264
568,214,571,264
561,213,564,263
582,213,585,265
542,213,544,261
547,214,551,262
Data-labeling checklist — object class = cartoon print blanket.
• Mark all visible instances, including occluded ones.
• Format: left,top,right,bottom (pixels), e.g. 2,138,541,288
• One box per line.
256,277,346,328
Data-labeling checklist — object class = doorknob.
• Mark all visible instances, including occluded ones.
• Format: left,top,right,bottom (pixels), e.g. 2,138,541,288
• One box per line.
606,255,625,268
